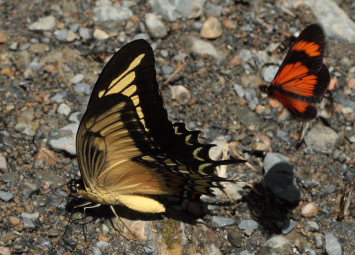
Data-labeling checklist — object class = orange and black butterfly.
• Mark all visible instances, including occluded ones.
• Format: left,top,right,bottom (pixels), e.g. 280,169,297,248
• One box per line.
69,39,245,215
259,24,330,119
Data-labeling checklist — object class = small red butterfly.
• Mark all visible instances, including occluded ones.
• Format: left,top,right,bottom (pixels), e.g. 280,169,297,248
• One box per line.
260,24,331,119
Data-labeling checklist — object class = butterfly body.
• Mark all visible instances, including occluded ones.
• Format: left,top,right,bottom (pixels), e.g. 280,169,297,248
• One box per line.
70,39,245,214
260,24,330,119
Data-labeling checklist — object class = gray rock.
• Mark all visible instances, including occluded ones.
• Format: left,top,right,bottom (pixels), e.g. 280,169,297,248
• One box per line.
161,65,174,75
304,248,316,255
264,235,289,248
93,29,110,40
79,27,92,41
28,16,56,31
96,241,109,248
0,191,13,201
92,247,102,255
263,152,290,173
70,74,84,84
54,29,77,42
74,82,92,95
262,65,278,83
68,112,83,123
287,0,355,43
47,123,79,155
228,231,242,248
57,103,71,116
314,233,323,249
132,33,150,41
188,37,222,60
239,251,255,255
281,219,296,234
94,0,133,22
234,84,246,98
325,232,342,255
149,0,205,22
15,108,38,136
211,216,236,228
238,220,258,236
145,13,168,39
21,212,39,229
305,122,339,153
0,153,8,170
51,92,67,103
305,220,320,232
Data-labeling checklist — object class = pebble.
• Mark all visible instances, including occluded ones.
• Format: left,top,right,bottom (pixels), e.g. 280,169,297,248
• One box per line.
305,220,320,232
51,92,67,104
289,0,355,43
70,74,85,84
9,216,21,226
150,0,205,21
54,29,77,42
189,37,222,60
228,231,243,248
15,108,38,137
21,212,39,229
263,152,290,172
96,241,109,248
301,202,319,217
0,190,14,201
325,232,342,255
145,13,168,39
170,85,191,103
0,31,8,43
0,247,11,255
264,235,289,248
28,16,56,31
238,220,259,236
57,103,71,116
79,27,92,41
200,16,223,39
47,123,79,155
94,0,133,22
314,233,323,248
92,246,102,255
305,122,338,153
74,82,92,95
304,248,316,255
211,216,236,228
262,65,278,83
93,29,110,40
0,153,8,170
68,112,83,123
281,219,296,234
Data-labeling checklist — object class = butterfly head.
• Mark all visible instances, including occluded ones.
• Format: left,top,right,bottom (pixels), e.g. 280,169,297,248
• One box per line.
68,179,84,197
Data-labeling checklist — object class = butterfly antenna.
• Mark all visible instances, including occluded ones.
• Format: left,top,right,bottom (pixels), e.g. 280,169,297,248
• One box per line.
253,57,264,87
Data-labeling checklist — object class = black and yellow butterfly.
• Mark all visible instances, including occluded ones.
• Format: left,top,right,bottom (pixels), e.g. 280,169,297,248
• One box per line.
69,39,245,214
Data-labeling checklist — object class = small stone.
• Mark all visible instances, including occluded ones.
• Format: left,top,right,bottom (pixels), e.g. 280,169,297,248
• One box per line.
0,153,8,170
201,16,223,39
305,220,320,232
0,190,13,201
145,13,168,39
0,247,11,255
161,65,174,75
262,65,279,83
92,246,102,255
94,0,133,22
70,74,84,84
264,235,289,248
189,37,222,60
281,219,296,234
238,220,258,236
47,123,79,155
304,248,316,255
68,112,83,123
314,233,323,248
305,122,339,153
96,241,109,248
28,16,56,31
211,216,236,228
228,231,243,248
301,202,319,217
0,31,8,43
9,216,21,226
325,232,342,255
79,27,92,41
54,29,77,42
263,152,290,173
51,92,67,104
93,29,110,40
74,82,92,95
170,85,191,103
21,212,39,229
57,103,71,116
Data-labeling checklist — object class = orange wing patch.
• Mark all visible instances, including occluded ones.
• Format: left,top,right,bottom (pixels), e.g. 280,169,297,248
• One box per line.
292,40,321,57
281,74,318,97
272,91,310,114
272,62,309,85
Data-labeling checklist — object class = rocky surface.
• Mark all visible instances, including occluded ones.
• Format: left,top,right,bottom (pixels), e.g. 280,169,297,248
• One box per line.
0,0,354,254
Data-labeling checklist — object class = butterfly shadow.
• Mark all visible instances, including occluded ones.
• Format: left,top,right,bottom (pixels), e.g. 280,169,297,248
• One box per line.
243,162,301,234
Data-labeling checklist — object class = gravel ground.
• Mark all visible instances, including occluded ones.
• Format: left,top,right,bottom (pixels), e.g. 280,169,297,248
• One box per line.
0,0,354,254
